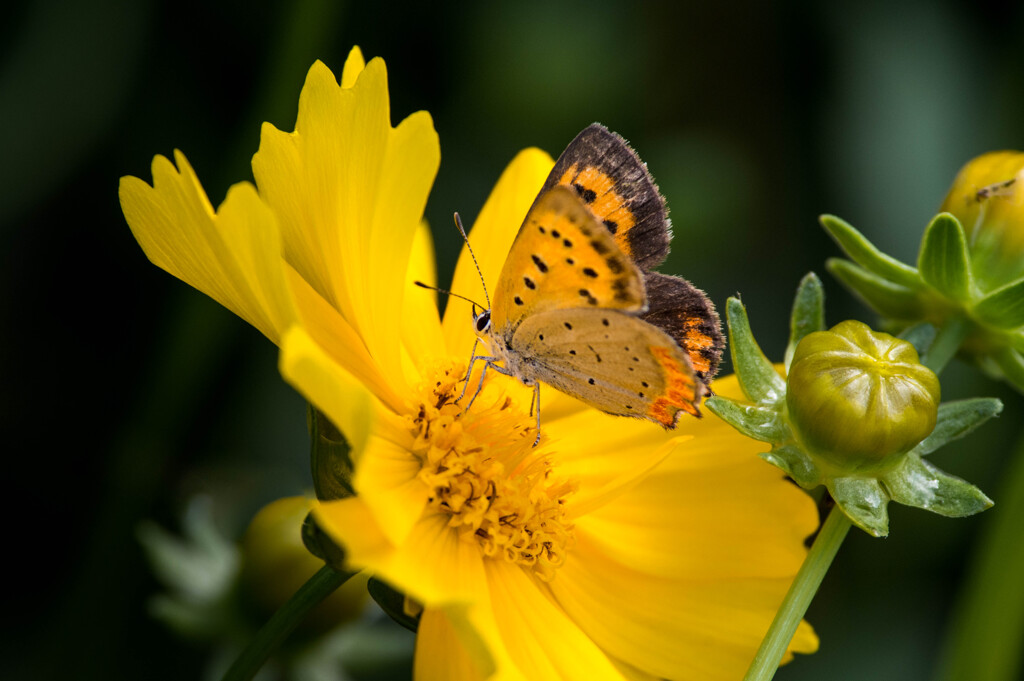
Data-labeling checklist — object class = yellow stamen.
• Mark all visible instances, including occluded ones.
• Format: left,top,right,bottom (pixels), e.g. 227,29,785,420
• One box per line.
407,363,577,581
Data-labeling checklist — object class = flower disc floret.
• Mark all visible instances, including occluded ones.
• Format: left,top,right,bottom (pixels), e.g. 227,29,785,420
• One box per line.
786,321,940,472
408,364,577,582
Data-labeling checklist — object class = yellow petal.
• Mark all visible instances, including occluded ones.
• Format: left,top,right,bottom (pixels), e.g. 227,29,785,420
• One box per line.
484,560,627,680
286,267,407,413
542,406,690,518
575,445,816,580
377,512,489,606
253,58,440,395
550,544,818,681
442,148,554,358
120,151,294,343
313,496,394,570
401,220,448,380
415,607,496,681
352,432,431,547
340,46,366,88
279,325,376,455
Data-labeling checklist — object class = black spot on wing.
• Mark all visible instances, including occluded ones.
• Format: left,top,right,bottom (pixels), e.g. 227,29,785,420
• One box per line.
524,276,536,289
574,183,597,203
531,254,549,273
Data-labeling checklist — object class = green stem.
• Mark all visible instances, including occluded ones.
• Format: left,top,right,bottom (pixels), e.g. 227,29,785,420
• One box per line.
923,317,970,374
222,565,353,681
933,430,1024,681
743,506,852,681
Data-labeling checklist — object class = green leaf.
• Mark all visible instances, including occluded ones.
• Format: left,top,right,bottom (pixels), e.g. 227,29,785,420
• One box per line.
992,347,1024,394
723,297,786,403
974,276,1024,329
827,258,926,320
368,577,421,633
830,476,890,537
785,272,826,370
762,444,823,490
915,398,1003,456
898,322,937,357
705,396,787,443
918,213,973,302
883,455,993,517
309,405,355,501
819,214,921,288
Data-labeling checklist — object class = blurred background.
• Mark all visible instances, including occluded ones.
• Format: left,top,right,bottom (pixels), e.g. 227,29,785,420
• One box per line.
3,0,1022,679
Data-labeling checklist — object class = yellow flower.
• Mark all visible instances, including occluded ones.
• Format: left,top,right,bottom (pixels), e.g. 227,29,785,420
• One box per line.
120,47,818,680
939,151,1024,290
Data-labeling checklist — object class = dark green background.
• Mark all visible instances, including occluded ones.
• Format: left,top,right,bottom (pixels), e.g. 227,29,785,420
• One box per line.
3,0,1022,678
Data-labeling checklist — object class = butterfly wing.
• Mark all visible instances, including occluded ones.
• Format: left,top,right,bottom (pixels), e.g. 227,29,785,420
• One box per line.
641,272,724,390
491,185,646,336
541,123,670,271
510,306,701,424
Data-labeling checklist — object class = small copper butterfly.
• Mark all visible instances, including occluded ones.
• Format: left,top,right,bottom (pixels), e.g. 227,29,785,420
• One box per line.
463,124,723,433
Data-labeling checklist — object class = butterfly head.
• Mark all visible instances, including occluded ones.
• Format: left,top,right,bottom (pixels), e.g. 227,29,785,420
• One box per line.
472,307,492,337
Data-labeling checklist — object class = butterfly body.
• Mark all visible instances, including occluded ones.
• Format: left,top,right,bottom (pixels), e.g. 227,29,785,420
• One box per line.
467,124,723,429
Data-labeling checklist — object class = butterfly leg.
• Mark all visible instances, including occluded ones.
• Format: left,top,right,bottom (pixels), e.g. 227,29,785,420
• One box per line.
530,382,541,447
463,359,515,412
456,339,497,404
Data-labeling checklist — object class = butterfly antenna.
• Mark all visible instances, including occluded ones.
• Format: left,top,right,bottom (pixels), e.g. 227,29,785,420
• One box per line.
413,280,484,313
453,212,491,309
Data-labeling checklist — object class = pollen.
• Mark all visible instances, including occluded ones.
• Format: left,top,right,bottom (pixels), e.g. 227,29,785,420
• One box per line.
406,363,578,581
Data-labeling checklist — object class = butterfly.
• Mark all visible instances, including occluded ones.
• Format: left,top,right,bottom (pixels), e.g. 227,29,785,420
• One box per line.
462,123,723,435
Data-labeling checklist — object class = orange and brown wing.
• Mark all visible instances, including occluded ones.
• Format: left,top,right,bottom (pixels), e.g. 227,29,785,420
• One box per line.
640,272,724,392
540,124,670,271
491,185,646,336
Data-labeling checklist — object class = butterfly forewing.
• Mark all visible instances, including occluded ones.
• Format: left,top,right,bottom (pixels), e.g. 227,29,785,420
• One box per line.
541,124,670,271
491,185,646,334
511,307,700,424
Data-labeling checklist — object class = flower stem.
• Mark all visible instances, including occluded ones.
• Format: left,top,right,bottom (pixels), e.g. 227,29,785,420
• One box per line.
923,317,970,374
743,506,852,681
222,565,354,681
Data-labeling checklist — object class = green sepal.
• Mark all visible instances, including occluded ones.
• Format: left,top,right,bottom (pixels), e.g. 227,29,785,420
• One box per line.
784,272,826,370
826,258,926,320
301,512,348,573
883,454,993,517
899,322,937,357
762,444,821,489
973,276,1024,329
830,476,890,537
914,398,1004,457
705,396,788,443
819,214,921,288
992,348,1024,393
308,404,355,501
918,213,973,302
368,577,421,633
724,297,786,403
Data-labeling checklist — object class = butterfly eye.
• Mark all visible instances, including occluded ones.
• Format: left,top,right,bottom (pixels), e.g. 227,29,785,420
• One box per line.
474,310,492,333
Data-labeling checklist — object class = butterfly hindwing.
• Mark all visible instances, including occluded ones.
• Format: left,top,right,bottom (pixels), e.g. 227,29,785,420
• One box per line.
510,307,700,424
641,272,724,389
541,123,670,271
491,185,646,334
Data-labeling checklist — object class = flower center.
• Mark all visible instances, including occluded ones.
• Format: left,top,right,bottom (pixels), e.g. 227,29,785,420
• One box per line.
407,363,577,581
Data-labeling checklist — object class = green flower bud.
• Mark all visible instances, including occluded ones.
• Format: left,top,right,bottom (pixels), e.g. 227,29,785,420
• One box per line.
786,320,941,473
708,282,996,537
